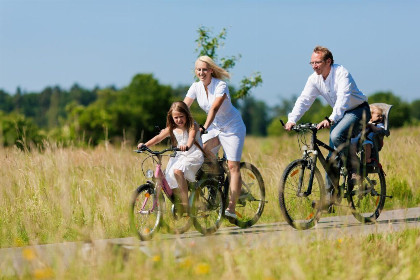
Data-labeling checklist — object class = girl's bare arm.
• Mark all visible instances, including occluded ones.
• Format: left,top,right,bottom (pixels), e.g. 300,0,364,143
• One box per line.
137,128,170,148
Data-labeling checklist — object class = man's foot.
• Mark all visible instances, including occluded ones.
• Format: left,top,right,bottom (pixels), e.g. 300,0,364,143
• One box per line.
349,173,362,190
224,209,237,219
312,190,336,213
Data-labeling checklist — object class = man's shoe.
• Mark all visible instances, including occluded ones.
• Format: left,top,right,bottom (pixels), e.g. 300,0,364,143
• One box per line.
350,173,362,185
312,190,336,212
224,210,237,219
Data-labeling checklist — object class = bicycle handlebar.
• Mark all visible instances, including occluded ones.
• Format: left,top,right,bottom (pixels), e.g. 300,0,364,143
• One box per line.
134,145,187,155
199,124,208,134
291,123,318,132
280,119,318,132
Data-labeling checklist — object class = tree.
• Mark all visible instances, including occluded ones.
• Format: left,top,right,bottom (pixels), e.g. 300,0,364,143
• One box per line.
409,99,420,121
0,90,13,112
240,96,269,136
0,111,45,149
72,74,172,145
195,26,263,99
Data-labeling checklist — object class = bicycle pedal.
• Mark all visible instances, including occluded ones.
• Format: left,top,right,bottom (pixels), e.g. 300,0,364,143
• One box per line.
327,205,335,214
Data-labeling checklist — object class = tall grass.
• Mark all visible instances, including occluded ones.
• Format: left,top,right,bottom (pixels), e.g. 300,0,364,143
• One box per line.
6,229,420,279
1,127,420,248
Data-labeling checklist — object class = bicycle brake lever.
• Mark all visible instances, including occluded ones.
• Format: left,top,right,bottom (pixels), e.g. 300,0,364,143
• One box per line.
280,120,285,127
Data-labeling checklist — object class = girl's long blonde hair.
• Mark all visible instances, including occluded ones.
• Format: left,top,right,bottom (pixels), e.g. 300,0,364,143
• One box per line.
196,56,231,80
166,101,194,146
166,101,209,157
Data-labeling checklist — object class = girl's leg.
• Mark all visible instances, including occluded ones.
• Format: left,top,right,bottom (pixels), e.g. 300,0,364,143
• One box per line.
173,169,189,212
226,160,241,214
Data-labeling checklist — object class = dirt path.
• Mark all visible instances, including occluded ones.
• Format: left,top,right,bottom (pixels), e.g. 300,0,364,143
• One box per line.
1,207,419,277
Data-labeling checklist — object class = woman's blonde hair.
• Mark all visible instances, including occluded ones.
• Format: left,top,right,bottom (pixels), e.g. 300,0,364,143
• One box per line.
196,56,231,80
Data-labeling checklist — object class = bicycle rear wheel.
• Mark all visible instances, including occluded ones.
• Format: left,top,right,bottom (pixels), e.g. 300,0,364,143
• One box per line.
190,178,224,235
279,159,325,230
130,183,161,241
232,162,265,228
348,170,386,223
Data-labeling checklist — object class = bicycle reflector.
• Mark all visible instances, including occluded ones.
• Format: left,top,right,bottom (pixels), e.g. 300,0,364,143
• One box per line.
146,169,153,178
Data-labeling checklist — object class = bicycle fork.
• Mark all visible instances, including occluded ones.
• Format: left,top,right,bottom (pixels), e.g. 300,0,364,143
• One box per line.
297,150,318,197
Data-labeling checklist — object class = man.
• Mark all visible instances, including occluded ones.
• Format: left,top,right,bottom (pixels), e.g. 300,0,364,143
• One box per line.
285,46,371,204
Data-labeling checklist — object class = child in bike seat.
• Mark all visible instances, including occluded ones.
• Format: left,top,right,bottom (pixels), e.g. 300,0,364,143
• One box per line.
137,101,205,213
350,104,385,178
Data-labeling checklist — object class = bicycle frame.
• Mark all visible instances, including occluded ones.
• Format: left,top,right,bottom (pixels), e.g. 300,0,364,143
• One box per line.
299,126,342,196
137,148,177,215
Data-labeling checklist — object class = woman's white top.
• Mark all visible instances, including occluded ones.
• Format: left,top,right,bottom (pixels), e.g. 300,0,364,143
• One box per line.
186,78,244,133
165,129,204,189
186,78,246,161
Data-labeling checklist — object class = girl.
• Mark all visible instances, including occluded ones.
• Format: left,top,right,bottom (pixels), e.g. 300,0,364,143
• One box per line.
137,101,204,214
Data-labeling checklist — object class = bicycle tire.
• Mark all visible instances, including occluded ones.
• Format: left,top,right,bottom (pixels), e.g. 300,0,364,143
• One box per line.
279,159,325,230
348,169,386,223
190,178,224,235
231,162,266,229
161,191,192,235
130,183,162,241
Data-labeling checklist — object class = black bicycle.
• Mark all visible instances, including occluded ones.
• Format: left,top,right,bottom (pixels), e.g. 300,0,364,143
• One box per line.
278,121,391,230
190,153,266,234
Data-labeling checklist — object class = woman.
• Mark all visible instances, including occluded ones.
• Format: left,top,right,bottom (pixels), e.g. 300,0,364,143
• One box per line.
183,55,246,220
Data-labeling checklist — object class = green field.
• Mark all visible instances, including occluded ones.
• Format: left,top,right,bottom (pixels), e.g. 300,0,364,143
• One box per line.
1,126,420,279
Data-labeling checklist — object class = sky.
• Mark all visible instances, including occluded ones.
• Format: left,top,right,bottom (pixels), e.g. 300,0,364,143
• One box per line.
1,0,419,106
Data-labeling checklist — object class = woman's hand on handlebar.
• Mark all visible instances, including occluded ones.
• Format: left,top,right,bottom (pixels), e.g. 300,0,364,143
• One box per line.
199,124,208,135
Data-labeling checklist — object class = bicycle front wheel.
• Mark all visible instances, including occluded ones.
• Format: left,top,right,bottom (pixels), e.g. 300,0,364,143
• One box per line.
348,170,386,223
190,178,224,235
279,159,324,230
161,192,192,235
130,183,161,241
232,162,265,229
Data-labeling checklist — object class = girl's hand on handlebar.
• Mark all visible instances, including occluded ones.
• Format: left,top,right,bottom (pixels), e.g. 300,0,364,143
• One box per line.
178,145,189,152
137,143,145,149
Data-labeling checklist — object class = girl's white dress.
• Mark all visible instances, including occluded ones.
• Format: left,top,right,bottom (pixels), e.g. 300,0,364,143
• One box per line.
165,129,204,189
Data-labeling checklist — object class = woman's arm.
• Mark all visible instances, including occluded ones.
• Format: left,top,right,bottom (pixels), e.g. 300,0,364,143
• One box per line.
183,97,194,108
203,94,226,130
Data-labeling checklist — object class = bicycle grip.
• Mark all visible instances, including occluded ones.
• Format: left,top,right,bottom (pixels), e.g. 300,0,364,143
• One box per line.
200,124,208,134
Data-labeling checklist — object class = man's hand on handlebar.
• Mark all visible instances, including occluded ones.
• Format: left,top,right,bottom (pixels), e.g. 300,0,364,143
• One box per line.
284,122,296,131
316,118,332,130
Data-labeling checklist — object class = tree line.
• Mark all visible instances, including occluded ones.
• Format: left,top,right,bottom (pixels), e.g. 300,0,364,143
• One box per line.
1,77,419,149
